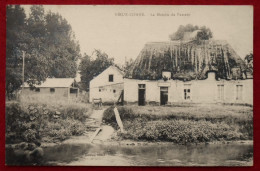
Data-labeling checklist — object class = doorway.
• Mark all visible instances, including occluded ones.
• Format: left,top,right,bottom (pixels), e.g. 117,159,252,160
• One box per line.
160,87,168,105
138,84,145,106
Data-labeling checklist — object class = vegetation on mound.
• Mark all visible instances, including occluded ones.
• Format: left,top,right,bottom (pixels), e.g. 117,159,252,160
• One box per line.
103,104,253,144
6,102,92,144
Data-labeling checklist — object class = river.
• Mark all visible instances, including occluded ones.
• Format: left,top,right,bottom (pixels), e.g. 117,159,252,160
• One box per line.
38,142,253,166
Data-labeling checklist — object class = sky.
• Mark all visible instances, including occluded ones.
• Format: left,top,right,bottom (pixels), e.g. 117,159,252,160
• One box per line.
23,5,253,65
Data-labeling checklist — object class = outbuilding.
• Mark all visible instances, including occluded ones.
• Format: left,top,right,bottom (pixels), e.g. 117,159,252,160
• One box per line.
21,78,79,100
89,65,124,104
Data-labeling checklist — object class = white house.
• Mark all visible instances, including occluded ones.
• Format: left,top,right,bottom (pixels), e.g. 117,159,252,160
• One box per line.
124,71,253,105
89,66,124,103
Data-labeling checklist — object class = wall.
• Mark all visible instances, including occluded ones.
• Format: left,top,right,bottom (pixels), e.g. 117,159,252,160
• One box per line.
89,66,124,102
124,75,253,105
90,83,124,103
21,87,69,100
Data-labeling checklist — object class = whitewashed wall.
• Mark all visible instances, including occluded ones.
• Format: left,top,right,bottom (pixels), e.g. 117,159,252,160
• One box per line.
124,72,253,105
89,66,124,103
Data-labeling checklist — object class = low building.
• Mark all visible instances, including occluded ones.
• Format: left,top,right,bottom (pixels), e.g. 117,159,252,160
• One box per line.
89,66,124,104
22,78,79,100
124,71,253,105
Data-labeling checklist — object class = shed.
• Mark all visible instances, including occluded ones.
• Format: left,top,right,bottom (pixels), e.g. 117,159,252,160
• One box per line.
22,78,78,100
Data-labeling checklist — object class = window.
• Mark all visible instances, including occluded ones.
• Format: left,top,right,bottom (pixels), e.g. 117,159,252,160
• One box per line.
184,84,191,100
217,85,224,100
50,88,55,93
113,89,116,93
236,85,243,100
35,88,40,92
109,74,114,82
70,88,78,94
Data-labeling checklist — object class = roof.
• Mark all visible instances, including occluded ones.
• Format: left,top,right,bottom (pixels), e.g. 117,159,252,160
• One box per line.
111,65,125,76
127,39,246,81
24,78,75,88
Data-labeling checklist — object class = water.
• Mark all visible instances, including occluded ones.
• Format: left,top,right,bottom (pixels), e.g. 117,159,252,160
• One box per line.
38,143,253,166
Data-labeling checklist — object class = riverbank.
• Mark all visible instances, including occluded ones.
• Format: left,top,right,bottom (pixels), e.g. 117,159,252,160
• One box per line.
103,104,253,144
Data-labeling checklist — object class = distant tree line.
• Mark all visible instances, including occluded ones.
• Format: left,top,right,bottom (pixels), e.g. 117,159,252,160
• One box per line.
6,5,80,96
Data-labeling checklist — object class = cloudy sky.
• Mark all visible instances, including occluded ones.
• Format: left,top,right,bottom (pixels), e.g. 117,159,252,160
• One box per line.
23,5,253,65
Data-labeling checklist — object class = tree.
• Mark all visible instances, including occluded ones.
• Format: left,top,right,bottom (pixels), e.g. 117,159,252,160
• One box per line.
45,11,80,78
6,5,28,98
244,52,253,75
25,5,50,85
6,5,80,97
169,24,213,41
79,50,114,91
122,58,134,78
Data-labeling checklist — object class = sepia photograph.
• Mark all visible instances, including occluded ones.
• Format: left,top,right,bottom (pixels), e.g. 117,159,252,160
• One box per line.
5,5,253,166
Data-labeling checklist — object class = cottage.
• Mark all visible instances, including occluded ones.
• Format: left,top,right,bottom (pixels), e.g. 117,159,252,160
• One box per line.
123,38,253,105
22,78,79,100
89,66,124,104
124,71,253,105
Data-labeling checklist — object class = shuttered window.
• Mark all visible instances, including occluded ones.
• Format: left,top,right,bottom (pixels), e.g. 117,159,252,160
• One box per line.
217,85,224,100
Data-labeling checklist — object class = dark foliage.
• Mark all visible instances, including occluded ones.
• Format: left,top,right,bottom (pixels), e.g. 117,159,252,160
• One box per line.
79,50,114,91
6,102,89,144
6,5,80,96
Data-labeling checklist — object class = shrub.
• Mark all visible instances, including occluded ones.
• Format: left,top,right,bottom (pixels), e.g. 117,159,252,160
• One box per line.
103,105,253,143
121,119,243,144
6,102,90,144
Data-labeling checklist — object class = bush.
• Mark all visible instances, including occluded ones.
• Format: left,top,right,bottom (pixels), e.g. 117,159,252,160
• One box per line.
121,119,243,144
6,102,90,144
103,105,253,143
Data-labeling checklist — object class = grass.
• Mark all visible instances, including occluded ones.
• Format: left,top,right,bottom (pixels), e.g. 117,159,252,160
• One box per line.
103,103,253,144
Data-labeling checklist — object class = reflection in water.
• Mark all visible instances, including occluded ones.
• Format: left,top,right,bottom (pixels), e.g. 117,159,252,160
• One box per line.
41,143,253,166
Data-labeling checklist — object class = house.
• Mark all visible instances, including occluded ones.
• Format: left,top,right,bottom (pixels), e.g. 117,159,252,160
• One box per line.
123,38,253,105
89,65,124,104
21,78,79,100
124,71,253,105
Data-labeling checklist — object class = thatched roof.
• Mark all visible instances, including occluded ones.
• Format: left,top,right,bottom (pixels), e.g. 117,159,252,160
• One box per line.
126,39,246,80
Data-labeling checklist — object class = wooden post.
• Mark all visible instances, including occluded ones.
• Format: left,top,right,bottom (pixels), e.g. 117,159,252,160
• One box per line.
22,51,25,90
114,107,124,132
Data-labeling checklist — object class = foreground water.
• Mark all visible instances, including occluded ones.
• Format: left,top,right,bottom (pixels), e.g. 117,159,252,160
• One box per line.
36,142,253,166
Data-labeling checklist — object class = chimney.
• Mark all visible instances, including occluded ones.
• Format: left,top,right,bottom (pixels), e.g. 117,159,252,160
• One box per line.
162,70,171,81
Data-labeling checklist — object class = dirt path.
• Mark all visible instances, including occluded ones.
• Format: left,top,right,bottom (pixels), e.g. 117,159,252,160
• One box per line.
63,107,115,144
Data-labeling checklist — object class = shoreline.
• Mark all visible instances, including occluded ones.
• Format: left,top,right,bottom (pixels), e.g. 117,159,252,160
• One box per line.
39,138,253,148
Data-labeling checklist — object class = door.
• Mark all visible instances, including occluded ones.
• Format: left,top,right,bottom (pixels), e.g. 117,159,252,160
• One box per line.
160,87,168,105
138,84,145,106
